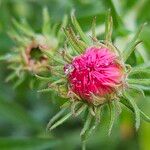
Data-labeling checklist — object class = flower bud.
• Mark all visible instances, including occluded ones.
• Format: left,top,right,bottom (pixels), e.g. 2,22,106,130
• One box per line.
64,46,125,104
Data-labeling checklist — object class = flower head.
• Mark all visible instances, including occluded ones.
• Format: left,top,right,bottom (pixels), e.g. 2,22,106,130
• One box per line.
65,46,125,103
2,8,66,87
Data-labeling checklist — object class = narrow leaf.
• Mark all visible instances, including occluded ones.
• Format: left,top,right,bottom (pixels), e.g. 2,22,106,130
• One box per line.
129,85,150,91
80,112,92,142
71,11,90,44
50,112,72,130
91,16,96,39
123,92,140,130
133,62,150,70
42,7,51,34
105,9,113,42
12,19,34,37
35,74,52,81
43,50,65,64
108,102,116,135
46,108,67,131
122,23,146,61
57,15,68,41
120,98,150,123
74,104,87,116
13,76,25,88
129,84,145,97
5,72,17,82
129,68,150,76
128,79,150,86
63,27,80,54
38,88,53,93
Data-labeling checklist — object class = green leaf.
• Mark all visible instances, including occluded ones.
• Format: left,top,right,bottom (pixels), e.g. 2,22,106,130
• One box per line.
0,138,59,150
57,15,68,42
13,75,25,89
105,9,113,42
67,27,85,53
43,50,65,65
130,85,150,91
129,68,150,76
5,72,17,82
91,16,96,39
140,110,150,123
42,7,51,35
129,84,145,97
132,62,150,71
38,88,53,93
63,27,81,54
49,112,72,131
12,19,34,37
104,0,124,29
122,23,146,62
74,104,87,117
0,54,12,61
46,108,67,131
71,11,90,44
108,102,116,135
128,79,150,86
80,111,92,142
35,74,52,81
123,92,140,130
120,98,150,123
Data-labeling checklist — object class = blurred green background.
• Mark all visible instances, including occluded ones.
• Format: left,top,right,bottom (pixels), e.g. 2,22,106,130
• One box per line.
0,0,150,150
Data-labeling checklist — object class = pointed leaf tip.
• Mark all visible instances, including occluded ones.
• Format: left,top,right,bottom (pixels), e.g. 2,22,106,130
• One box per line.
122,23,146,62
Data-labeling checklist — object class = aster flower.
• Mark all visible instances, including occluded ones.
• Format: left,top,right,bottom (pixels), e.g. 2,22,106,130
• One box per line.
0,8,67,88
38,11,150,149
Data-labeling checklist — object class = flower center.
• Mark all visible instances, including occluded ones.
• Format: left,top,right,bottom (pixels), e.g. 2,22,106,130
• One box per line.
30,46,46,62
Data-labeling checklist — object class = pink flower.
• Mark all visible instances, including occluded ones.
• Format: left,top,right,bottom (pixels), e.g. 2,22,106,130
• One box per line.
64,47,125,103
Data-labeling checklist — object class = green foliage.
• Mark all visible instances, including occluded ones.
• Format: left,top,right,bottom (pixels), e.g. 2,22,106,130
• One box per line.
0,0,150,150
